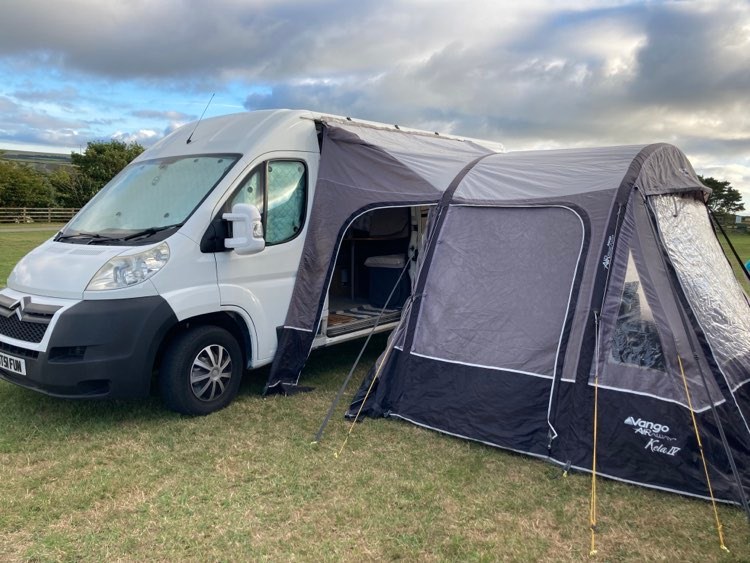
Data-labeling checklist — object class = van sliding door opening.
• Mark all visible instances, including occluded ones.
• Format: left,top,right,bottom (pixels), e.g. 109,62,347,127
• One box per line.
325,206,425,338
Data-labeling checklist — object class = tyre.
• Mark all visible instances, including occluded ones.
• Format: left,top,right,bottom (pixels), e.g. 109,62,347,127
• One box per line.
159,325,243,415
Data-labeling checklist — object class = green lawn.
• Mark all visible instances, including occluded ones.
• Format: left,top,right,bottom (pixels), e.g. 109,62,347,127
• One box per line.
720,232,750,293
0,226,748,561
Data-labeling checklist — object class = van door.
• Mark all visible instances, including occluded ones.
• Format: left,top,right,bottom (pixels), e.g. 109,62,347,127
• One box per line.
214,153,317,365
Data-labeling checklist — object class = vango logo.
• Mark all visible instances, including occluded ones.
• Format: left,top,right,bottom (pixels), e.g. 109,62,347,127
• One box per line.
624,416,670,434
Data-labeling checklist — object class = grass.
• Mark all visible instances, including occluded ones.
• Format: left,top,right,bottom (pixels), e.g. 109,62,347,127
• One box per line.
0,226,748,561
720,231,750,293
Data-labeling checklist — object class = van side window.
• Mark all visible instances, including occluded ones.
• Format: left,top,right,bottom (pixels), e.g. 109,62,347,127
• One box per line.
266,161,306,244
231,168,264,210
228,160,306,246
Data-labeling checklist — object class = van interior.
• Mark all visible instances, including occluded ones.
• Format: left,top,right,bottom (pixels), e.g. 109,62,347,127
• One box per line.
323,206,429,338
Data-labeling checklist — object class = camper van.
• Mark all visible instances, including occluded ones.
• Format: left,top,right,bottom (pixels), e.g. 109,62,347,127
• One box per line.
0,110,498,415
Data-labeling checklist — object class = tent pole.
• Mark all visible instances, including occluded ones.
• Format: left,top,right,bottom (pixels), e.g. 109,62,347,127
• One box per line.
312,257,412,445
588,311,601,556
677,355,730,550
691,352,750,522
335,321,400,458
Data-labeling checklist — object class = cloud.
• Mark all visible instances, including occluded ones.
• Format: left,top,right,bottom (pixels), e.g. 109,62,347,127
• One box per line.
630,2,750,108
132,110,194,121
0,0,748,198
111,129,161,145
0,95,19,114
10,86,80,109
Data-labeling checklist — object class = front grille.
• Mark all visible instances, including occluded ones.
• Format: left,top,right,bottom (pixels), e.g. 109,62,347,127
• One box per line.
0,340,39,359
0,315,48,343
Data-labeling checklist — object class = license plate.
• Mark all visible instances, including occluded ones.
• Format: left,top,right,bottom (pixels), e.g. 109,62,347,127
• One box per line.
0,351,26,376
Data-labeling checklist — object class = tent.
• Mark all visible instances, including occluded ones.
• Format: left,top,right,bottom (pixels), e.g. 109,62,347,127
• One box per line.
266,119,750,506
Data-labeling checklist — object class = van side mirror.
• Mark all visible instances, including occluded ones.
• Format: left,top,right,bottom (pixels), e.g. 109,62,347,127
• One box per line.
223,203,265,255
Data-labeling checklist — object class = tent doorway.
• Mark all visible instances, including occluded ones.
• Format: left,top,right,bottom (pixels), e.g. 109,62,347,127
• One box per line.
323,206,427,338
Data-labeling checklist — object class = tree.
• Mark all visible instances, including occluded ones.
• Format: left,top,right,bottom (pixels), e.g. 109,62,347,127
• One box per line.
0,159,55,207
48,167,96,208
699,175,745,219
71,139,144,188
54,140,144,208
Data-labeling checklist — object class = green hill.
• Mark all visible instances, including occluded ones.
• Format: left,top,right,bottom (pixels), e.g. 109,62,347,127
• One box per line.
0,149,72,173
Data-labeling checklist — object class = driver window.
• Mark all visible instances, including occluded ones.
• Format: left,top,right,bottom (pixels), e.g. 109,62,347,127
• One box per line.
266,161,305,244
228,160,306,246
231,168,263,210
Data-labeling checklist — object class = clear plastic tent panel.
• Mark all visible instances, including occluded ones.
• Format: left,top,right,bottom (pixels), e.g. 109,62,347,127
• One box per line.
652,194,750,390
609,252,666,372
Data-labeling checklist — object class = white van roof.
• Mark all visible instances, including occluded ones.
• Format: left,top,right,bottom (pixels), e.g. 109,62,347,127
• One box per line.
141,109,504,160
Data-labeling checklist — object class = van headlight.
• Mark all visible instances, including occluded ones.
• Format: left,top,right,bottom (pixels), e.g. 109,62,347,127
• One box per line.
87,243,170,291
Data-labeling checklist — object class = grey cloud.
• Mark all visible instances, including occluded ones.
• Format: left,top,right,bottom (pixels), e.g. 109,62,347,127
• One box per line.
675,136,750,162
0,95,94,148
0,0,397,81
0,95,19,113
11,86,79,107
1,108,88,132
630,3,750,107
0,128,89,149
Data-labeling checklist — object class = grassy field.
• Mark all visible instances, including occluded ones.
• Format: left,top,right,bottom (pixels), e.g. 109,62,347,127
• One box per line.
0,225,748,561
720,232,750,293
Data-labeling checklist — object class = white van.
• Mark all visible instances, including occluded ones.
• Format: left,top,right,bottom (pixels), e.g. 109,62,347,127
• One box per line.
0,110,481,414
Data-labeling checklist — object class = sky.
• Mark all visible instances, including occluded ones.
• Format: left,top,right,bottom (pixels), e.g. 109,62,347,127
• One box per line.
0,0,749,203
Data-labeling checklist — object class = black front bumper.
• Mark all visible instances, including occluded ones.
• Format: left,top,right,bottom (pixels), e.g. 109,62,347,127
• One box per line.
0,296,177,399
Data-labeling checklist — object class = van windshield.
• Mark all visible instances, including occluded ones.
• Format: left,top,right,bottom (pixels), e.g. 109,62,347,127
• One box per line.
57,154,240,245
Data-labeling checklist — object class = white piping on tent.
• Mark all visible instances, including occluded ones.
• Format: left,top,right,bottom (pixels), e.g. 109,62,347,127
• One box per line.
283,325,314,333
594,382,723,413
566,464,738,505
408,351,554,380
389,413,554,461
389,412,737,505
547,207,586,443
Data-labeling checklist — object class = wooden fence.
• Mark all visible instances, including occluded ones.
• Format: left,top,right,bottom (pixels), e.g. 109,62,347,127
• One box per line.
0,208,79,224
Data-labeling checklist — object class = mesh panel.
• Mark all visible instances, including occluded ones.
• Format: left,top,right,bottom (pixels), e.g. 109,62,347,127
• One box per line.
609,253,666,371
0,315,48,343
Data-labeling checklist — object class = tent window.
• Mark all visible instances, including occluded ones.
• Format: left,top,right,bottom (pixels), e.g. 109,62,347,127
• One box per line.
652,194,750,391
609,252,666,372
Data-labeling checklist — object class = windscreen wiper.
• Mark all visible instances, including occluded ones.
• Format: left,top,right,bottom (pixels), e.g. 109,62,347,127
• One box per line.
54,223,182,245
54,231,120,243
118,223,183,242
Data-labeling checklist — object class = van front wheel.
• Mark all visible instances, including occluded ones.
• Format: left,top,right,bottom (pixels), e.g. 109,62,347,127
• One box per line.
160,325,243,415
